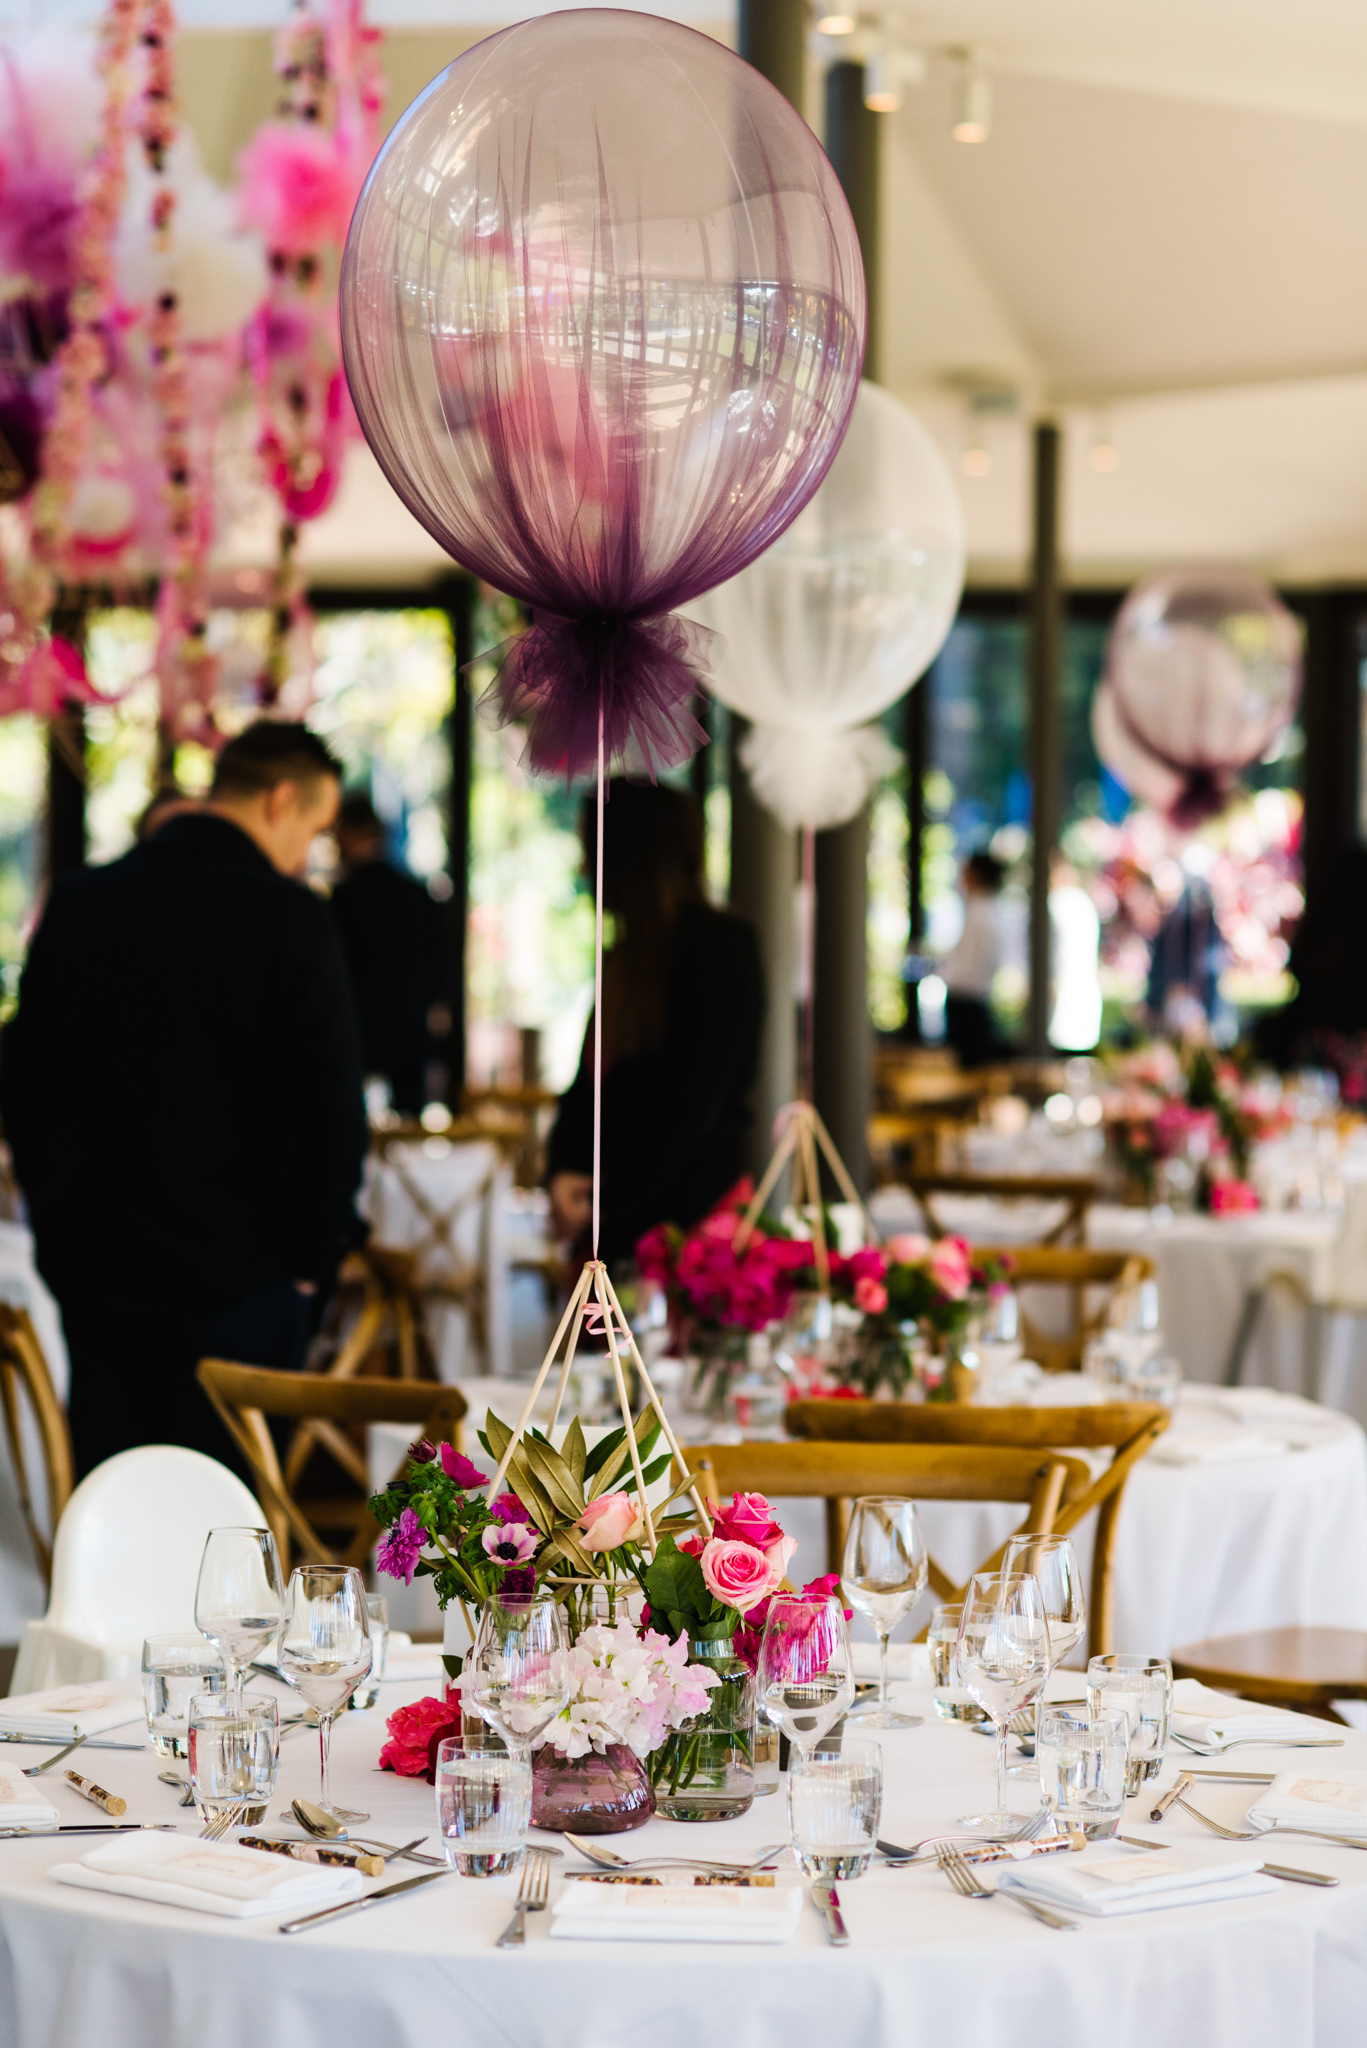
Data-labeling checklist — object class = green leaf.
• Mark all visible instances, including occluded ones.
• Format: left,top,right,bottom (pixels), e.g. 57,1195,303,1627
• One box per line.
504,1446,559,1536
562,1416,587,1488
622,1452,671,1498
640,1535,711,1640
582,1423,625,1484
520,1434,586,1521
588,1410,663,1502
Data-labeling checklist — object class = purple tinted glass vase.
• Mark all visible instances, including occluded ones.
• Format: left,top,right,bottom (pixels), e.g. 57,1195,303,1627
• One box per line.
530,1743,655,1834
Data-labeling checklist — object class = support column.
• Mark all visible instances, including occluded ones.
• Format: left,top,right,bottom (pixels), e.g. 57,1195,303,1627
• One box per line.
1026,420,1064,1058
46,603,88,884
728,0,807,1176
811,58,882,1192
443,574,475,1107
901,674,928,1041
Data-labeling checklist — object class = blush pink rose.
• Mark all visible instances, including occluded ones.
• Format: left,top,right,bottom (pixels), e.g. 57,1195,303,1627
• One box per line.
699,1537,773,1613
762,1531,798,1589
576,1492,644,1553
853,1275,888,1315
885,1232,931,1264
929,1235,972,1300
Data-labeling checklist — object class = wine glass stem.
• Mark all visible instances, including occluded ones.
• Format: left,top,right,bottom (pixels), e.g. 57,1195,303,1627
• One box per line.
318,1711,333,1811
996,1715,1009,1818
877,1630,891,1719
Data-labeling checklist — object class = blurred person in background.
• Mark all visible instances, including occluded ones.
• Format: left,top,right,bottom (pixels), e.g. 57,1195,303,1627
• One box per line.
547,780,763,1267
940,850,1007,1068
0,721,367,1478
1049,855,1103,1053
329,791,448,1117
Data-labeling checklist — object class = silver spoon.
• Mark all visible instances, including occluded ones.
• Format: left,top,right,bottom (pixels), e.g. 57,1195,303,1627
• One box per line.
564,1832,786,1876
291,1796,449,1867
158,1771,196,1808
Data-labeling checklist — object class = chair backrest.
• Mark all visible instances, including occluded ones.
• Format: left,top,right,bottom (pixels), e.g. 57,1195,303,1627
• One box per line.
680,1438,1092,1610
1328,1181,1367,1311
784,1397,1170,1654
0,1303,72,1587
44,1445,263,1649
989,1244,1156,1373
197,1358,467,1572
906,1174,1100,1246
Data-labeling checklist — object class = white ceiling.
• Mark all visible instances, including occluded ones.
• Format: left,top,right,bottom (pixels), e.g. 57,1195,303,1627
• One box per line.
23,0,1367,586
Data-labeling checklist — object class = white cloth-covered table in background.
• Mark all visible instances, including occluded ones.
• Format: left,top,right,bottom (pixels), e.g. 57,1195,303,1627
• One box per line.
0,1225,68,1645
1,1670,1365,2048
362,1137,512,1379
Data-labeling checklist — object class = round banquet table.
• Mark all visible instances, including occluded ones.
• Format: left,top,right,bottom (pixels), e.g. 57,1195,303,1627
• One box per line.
1,1671,1365,2048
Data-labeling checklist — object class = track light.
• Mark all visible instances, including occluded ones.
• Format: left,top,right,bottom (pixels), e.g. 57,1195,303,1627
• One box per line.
961,440,991,478
951,50,991,143
1089,414,1119,473
864,44,901,112
815,12,857,33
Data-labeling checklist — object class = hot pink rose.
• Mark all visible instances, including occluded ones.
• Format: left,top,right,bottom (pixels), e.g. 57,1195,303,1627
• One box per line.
576,1492,644,1553
711,1490,784,1551
929,1235,972,1300
377,1692,462,1784
853,1275,888,1315
699,1537,773,1613
885,1232,931,1264
1211,1178,1259,1214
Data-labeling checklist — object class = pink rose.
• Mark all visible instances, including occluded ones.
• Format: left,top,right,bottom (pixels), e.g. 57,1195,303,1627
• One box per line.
576,1492,644,1553
929,1235,971,1300
699,1537,773,1613
762,1531,798,1589
884,1232,931,1264
378,1692,462,1784
711,1490,784,1551
1211,1179,1259,1214
853,1275,888,1315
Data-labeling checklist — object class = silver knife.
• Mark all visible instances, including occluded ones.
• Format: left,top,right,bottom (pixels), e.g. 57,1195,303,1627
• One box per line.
812,1881,850,1946
279,1865,449,1934
0,1734,144,1753
0,1823,177,1838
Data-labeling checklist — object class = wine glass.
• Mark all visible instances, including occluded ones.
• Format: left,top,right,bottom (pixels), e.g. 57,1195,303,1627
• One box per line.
466,1594,571,1755
194,1527,285,1704
954,1571,1051,1833
841,1496,927,1730
277,1565,373,1822
1000,1533,1086,1775
756,1591,855,1761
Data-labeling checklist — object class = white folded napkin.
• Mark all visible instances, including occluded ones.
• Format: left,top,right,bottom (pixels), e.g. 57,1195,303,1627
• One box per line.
381,1644,447,1683
51,1834,363,1918
0,1763,62,1830
550,1880,803,1945
851,1643,926,1684
999,1841,1277,1916
1170,1680,1317,1749
1247,1768,1367,1841
0,1684,144,1741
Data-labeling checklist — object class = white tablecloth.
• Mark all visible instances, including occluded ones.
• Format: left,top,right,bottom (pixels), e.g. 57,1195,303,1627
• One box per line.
770,1385,1367,1657
1,1672,1364,2048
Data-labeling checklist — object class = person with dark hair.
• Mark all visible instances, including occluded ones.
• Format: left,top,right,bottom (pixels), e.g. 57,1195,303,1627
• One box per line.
0,719,367,1477
547,780,764,1265
940,849,1006,1068
329,792,448,1116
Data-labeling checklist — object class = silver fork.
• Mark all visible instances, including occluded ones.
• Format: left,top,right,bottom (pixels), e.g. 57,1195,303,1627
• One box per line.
937,1843,1078,1929
881,1807,1053,1865
496,1850,551,1948
1172,1734,1344,1756
1173,1792,1367,1851
198,1803,246,1842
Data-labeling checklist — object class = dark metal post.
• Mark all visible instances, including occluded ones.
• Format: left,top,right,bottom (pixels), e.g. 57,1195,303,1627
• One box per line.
1298,591,1359,923
728,0,808,1173
444,574,475,1108
1026,420,1064,1057
824,61,881,383
46,602,87,883
902,676,928,1040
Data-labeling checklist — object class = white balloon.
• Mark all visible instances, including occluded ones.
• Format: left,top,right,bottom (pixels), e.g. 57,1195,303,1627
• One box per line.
692,381,965,829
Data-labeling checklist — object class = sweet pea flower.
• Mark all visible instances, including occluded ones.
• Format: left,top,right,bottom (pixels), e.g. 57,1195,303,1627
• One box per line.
440,1444,488,1489
699,1537,773,1613
884,1232,931,1264
481,1521,538,1566
577,1492,644,1553
928,1235,972,1301
853,1275,888,1315
376,1506,428,1587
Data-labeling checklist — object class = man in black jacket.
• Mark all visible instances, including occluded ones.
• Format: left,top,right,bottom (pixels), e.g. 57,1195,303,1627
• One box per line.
0,721,368,1477
329,792,447,1115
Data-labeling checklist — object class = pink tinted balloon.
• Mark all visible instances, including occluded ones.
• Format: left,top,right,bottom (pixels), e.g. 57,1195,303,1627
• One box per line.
1105,565,1301,826
341,10,866,778
1091,679,1186,818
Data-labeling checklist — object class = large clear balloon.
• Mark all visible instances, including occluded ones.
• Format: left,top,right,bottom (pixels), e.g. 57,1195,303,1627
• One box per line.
1104,565,1301,827
341,10,866,779
1090,680,1184,817
692,382,964,829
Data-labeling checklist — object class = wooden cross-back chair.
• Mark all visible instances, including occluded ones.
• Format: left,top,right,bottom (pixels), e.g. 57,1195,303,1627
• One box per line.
0,1303,72,1588
905,1173,1101,1246
991,1245,1156,1373
680,1438,1092,1612
784,1399,1171,1655
196,1358,467,1573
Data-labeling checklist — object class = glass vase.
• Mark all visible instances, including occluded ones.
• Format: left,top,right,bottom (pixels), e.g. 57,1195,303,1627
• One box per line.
649,1635,755,1822
530,1743,656,1834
